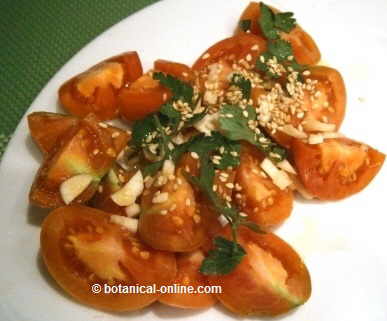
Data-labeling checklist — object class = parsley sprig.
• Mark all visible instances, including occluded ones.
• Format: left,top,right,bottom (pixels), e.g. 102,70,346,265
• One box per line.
255,3,305,78
230,74,252,100
153,72,193,102
259,2,296,40
219,104,287,163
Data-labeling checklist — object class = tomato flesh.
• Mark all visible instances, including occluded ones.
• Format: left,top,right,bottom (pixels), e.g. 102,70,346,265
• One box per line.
59,51,142,120
139,169,206,252
291,138,385,200
41,205,176,311
235,144,293,229
159,250,217,309
29,114,129,208
207,226,311,316
154,59,194,82
27,112,129,156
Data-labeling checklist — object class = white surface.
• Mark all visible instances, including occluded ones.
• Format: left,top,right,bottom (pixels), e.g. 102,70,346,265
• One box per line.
1,0,387,320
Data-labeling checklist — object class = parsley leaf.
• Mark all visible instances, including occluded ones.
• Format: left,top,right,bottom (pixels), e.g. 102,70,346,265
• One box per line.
219,105,287,163
153,72,193,102
259,3,278,40
274,12,296,33
219,105,257,144
230,74,252,100
132,115,156,147
268,39,293,61
159,103,181,131
200,237,246,275
239,19,251,32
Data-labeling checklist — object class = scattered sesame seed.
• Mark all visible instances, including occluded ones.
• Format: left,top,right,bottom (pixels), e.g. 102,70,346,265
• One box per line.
202,53,210,59
99,122,108,128
191,152,199,159
112,131,120,138
225,183,234,189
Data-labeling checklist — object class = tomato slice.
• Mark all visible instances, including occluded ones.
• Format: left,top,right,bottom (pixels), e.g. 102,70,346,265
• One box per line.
207,226,311,316
41,205,176,311
59,51,143,120
139,169,206,252
291,137,385,200
27,112,79,156
154,59,194,82
29,114,129,208
272,66,346,148
235,144,293,229
118,73,171,122
192,33,267,72
159,250,217,309
236,2,321,65
27,112,130,156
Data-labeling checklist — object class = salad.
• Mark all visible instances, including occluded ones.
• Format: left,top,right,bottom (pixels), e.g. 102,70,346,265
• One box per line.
27,2,385,317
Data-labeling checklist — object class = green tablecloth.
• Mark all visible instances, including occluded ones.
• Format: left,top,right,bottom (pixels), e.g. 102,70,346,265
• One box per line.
0,0,159,159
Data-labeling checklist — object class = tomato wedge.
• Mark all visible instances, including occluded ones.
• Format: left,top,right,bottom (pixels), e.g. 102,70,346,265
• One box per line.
139,169,206,252
27,112,129,156
159,250,217,309
59,51,143,120
236,2,321,65
207,226,311,316
27,112,79,156
154,59,194,82
41,205,176,311
291,137,385,200
192,33,267,72
273,66,346,148
29,114,129,208
118,73,171,122
235,144,293,229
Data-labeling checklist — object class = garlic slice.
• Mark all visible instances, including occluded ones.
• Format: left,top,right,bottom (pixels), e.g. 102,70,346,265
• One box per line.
110,170,143,206
60,174,93,205
110,215,138,234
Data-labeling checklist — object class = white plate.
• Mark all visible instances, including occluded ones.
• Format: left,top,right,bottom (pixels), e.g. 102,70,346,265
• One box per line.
1,0,387,320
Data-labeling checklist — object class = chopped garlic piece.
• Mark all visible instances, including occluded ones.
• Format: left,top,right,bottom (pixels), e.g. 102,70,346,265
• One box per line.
303,117,336,132
218,215,229,227
194,112,219,136
277,159,297,175
162,159,175,176
125,203,141,217
279,124,307,139
260,158,292,190
111,170,143,206
60,174,93,205
308,133,324,145
110,215,138,234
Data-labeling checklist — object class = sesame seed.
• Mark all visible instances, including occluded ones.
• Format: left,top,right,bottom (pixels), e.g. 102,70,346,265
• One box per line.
225,183,234,189
112,131,120,138
182,72,188,77
160,210,168,215
251,44,259,51
152,192,169,204
99,122,108,128
186,199,191,206
172,216,184,226
212,185,218,192
170,204,177,211
93,149,99,155
202,53,210,59
243,110,249,118
225,113,234,118
98,185,103,193
140,251,150,259
303,70,311,76
193,214,201,224
191,152,199,159
246,54,252,62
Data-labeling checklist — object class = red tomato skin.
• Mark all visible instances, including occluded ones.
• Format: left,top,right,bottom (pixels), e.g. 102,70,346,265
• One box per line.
291,138,385,200
207,226,311,316
59,51,143,120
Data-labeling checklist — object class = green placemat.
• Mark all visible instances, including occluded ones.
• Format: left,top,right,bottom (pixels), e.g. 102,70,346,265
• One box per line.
0,0,159,160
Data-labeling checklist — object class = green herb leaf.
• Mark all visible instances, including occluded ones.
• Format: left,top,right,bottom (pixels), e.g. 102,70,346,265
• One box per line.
219,104,287,163
259,3,278,40
159,103,181,131
268,39,293,61
153,72,193,102
219,105,257,145
230,74,252,100
142,161,163,177
132,115,156,147
200,237,246,275
274,12,296,33
239,19,251,32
